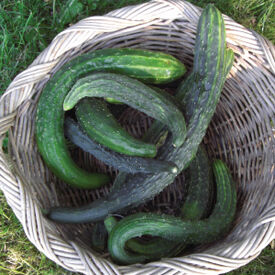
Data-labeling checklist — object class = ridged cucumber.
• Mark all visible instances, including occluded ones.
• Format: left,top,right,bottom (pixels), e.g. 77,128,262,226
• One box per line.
75,98,157,157
35,48,186,188
63,72,187,148
105,144,212,259
104,215,180,260
107,159,236,264
180,145,213,220
65,117,178,174
104,144,213,261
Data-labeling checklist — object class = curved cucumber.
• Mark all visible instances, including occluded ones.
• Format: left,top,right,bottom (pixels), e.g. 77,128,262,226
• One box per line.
65,117,178,174
107,160,236,264
104,144,213,261
75,98,156,157
104,216,180,260
35,48,186,189
63,72,187,148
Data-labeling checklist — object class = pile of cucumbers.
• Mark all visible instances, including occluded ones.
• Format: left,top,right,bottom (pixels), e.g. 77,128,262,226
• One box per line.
35,4,237,264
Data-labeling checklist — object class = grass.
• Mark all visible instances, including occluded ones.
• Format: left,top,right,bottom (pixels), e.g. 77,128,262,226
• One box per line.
0,0,274,274
0,0,274,95
188,0,275,40
0,191,74,275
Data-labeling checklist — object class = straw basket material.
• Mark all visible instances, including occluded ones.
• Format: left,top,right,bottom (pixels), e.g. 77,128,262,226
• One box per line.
0,0,274,274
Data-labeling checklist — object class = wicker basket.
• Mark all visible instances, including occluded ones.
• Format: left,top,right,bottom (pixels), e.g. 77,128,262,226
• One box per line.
0,0,274,274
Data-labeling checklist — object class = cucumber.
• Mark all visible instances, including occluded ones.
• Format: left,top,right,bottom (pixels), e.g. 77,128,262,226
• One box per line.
102,4,233,217
45,5,234,222
63,72,187,148
104,216,118,234
35,48,186,189
75,98,157,157
180,145,213,220
104,144,213,261
104,97,123,104
65,117,178,174
104,215,181,260
90,222,108,253
107,159,236,264
113,46,231,253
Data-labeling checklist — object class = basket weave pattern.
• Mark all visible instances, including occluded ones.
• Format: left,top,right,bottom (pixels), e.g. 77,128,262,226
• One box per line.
0,0,274,274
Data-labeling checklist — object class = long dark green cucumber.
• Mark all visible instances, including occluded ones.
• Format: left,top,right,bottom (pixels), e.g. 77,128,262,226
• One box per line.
104,144,213,261
107,160,237,264
45,5,234,222
180,145,213,220
63,73,187,148
64,117,178,174
174,48,233,123
111,5,233,195
35,48,186,189
100,5,234,218
75,98,156,157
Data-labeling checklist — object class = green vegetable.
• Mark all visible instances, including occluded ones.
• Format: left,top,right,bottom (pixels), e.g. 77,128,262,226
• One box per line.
75,98,156,157
45,4,234,222
104,144,213,261
65,117,178,174
180,145,213,220
102,3,234,219
104,97,124,104
105,215,181,260
35,48,186,188
107,159,236,264
90,222,107,253
63,72,187,148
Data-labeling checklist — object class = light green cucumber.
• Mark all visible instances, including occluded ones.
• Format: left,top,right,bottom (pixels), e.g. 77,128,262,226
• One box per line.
75,98,157,157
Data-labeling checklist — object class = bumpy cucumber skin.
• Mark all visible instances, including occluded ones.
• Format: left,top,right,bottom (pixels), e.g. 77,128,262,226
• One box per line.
75,98,157,157
107,160,236,264
102,5,234,219
63,72,187,148
181,145,213,220
104,216,180,260
35,48,186,189
104,144,213,261
45,5,234,222
65,117,178,174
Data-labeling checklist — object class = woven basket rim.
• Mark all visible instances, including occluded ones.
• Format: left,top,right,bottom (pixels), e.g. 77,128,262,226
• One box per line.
0,0,274,274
